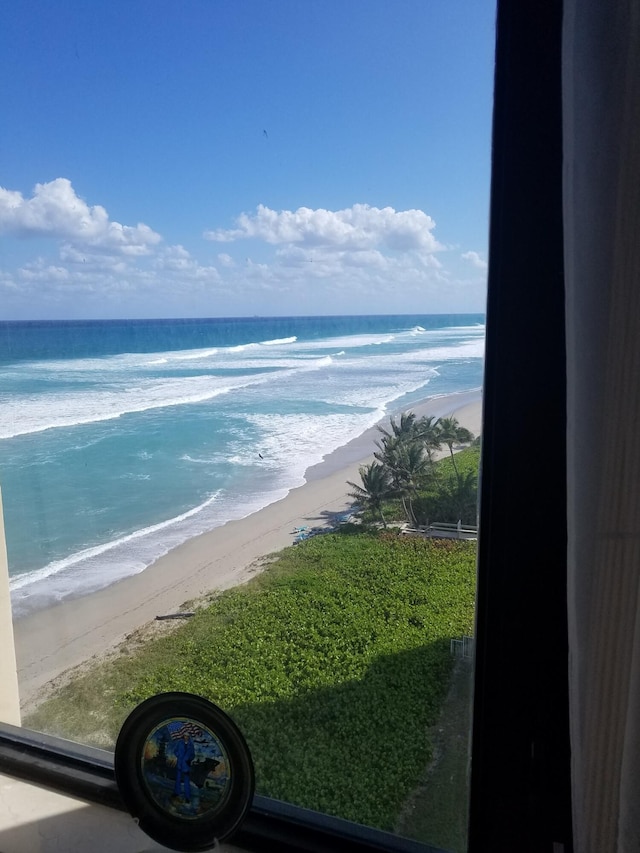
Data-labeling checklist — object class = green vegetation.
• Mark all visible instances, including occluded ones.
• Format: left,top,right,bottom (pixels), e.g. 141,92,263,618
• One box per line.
396,659,474,853
25,532,476,834
347,461,392,526
435,417,474,487
351,413,479,528
26,417,480,839
413,446,480,527
354,454,480,532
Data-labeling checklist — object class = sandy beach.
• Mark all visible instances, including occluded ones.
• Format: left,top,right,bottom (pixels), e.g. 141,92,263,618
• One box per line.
14,390,482,712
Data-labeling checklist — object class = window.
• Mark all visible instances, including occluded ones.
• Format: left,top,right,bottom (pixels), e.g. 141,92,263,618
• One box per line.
0,3,576,853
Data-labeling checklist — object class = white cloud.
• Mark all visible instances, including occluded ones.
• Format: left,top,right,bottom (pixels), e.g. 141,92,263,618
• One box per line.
155,244,193,272
205,203,442,253
154,245,221,283
461,250,488,270
0,178,162,256
18,260,71,283
58,243,135,273
0,191,487,318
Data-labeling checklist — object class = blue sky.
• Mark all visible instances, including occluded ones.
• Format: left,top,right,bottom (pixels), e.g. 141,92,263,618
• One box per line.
0,1,495,320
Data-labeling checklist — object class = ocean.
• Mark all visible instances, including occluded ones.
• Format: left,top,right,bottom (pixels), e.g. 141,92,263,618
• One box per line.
0,314,484,618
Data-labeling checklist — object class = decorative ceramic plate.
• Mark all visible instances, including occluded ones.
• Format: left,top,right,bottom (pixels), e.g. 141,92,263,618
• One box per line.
115,693,254,851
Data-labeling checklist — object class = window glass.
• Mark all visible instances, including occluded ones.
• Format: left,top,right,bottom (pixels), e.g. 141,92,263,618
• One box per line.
0,3,494,850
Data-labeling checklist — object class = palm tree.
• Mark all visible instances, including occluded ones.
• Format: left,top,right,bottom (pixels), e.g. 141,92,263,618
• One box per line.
455,470,478,524
435,416,474,486
394,441,432,526
373,433,403,481
373,434,411,517
436,469,478,524
376,411,417,442
414,414,442,461
374,434,431,526
347,462,393,527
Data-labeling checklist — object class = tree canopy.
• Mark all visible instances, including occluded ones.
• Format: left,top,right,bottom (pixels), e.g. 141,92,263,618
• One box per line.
351,411,478,527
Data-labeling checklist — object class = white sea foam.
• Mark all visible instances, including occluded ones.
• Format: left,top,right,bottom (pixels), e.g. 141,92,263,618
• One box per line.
260,336,297,346
181,450,265,467
9,492,223,593
362,337,485,365
0,380,241,439
172,348,219,361
321,371,437,410
5,317,486,618
7,327,449,379
180,454,213,464
8,479,296,618
245,409,386,484
9,404,381,615
0,354,342,439
0,337,476,439
227,454,259,466
220,336,298,352
419,339,485,360
295,333,397,350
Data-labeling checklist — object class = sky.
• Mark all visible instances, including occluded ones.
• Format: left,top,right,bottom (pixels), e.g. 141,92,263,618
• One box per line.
0,1,496,320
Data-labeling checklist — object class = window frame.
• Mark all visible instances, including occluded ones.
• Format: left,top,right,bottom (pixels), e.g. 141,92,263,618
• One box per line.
469,1,572,851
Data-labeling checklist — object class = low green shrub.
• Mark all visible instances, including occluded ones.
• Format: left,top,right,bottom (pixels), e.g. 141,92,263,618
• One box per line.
26,533,476,831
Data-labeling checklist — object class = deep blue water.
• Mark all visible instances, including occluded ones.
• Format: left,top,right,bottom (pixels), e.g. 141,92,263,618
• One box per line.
0,314,484,616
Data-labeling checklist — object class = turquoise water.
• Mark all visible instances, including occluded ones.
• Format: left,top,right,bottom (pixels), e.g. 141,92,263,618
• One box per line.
0,314,484,616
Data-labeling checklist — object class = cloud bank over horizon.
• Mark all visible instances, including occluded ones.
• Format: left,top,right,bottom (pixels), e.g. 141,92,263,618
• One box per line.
0,179,487,319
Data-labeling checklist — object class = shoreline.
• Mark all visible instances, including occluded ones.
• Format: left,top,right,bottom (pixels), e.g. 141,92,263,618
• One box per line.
14,389,482,712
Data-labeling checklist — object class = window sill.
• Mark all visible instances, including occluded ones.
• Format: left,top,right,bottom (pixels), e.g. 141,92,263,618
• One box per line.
0,724,448,853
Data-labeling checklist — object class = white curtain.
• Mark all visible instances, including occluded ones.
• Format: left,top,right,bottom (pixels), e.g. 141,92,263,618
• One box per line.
564,1,640,850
